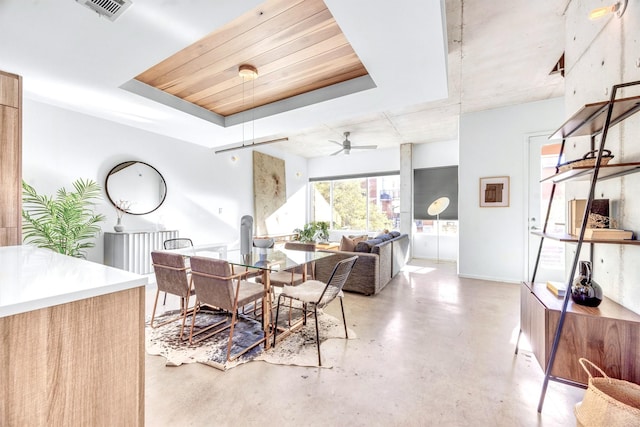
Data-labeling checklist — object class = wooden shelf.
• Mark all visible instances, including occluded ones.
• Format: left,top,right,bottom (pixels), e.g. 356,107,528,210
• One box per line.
525,281,640,322
531,230,640,245
541,162,640,183
550,95,640,139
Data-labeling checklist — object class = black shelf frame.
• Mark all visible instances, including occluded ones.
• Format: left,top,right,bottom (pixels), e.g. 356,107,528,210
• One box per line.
517,80,640,413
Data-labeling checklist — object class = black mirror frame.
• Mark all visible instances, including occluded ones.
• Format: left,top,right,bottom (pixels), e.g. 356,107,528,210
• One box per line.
105,161,167,215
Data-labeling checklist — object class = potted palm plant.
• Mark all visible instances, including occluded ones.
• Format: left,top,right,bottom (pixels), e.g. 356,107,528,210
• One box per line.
22,178,106,258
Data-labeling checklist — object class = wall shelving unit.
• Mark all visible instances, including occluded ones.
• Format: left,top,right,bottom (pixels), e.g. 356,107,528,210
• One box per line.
516,80,640,413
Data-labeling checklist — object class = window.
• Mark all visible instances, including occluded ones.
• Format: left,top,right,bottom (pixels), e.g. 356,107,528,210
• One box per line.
413,166,458,235
310,174,400,232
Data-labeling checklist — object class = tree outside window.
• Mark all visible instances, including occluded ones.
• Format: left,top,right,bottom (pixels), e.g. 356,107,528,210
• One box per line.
311,175,399,232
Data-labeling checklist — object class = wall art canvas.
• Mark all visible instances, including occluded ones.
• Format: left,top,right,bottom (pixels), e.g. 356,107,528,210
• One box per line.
253,151,286,235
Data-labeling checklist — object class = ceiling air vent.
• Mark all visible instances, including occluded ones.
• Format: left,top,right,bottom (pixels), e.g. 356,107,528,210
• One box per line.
75,0,132,22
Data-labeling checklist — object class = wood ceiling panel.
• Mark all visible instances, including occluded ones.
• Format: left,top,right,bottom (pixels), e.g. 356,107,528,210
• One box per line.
209,50,367,116
150,2,332,91
176,15,343,101
134,0,368,118
135,0,307,84
186,32,354,107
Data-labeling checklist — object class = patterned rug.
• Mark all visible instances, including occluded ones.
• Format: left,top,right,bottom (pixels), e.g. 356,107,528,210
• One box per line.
145,304,356,371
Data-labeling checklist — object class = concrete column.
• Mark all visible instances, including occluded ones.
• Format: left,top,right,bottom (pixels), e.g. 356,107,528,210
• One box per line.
400,143,413,258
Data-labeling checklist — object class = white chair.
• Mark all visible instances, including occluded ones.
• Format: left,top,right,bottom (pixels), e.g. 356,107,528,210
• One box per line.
272,255,358,366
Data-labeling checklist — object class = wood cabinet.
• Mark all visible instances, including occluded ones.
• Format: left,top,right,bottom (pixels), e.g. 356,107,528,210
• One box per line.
0,70,22,246
1,287,145,426
0,246,147,427
520,281,640,385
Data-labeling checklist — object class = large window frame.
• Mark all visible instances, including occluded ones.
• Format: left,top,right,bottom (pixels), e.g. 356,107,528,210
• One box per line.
310,172,400,233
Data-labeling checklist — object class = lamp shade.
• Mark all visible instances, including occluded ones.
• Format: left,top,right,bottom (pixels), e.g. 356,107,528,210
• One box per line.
428,197,450,216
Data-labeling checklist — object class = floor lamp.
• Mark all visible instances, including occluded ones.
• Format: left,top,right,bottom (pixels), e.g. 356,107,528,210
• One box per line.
427,197,450,263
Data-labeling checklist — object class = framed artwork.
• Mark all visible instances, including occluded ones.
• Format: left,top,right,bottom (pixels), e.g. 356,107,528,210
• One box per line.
253,151,286,235
479,176,510,207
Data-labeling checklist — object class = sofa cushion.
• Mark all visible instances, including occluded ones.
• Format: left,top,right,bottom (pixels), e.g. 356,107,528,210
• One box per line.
374,233,393,241
355,238,384,253
354,241,372,253
339,235,368,251
389,230,401,238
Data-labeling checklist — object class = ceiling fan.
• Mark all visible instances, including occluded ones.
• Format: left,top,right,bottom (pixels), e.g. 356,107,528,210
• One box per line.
329,131,377,156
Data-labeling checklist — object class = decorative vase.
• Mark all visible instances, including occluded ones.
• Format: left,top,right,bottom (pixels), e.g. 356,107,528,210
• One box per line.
571,260,603,307
114,217,124,232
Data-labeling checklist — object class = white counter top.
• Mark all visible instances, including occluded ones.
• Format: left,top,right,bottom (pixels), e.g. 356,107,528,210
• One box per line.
0,245,148,318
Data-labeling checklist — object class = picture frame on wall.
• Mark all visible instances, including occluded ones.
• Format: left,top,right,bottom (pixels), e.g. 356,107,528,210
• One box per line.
479,176,510,207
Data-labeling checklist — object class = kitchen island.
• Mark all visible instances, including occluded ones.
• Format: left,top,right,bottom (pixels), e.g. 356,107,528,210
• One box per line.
0,245,148,426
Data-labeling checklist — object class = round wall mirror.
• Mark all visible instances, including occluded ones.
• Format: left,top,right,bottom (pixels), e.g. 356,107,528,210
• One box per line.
105,161,167,215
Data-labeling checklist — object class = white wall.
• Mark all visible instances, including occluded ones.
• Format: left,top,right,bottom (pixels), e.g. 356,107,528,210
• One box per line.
22,99,307,263
562,1,640,314
458,98,564,283
308,146,400,179
412,140,459,261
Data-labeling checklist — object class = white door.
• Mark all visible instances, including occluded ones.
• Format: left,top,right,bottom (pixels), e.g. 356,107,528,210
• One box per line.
526,134,565,283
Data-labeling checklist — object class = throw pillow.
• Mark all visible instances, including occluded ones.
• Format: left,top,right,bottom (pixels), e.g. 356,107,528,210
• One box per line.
340,234,368,251
389,231,401,238
339,235,357,251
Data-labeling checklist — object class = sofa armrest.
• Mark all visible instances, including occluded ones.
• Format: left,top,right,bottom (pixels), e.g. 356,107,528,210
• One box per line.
391,234,410,276
315,250,380,295
374,241,392,287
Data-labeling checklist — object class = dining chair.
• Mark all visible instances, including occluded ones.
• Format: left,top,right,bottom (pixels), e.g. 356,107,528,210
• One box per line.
188,256,266,361
163,238,194,250
264,241,317,286
150,251,195,340
255,241,317,324
162,238,194,305
272,255,358,366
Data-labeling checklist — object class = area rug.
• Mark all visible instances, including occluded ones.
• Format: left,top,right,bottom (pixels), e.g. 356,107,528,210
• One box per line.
145,305,356,371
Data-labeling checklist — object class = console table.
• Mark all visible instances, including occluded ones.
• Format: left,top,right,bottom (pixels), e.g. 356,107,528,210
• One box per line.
104,229,178,274
520,281,640,385
0,245,147,426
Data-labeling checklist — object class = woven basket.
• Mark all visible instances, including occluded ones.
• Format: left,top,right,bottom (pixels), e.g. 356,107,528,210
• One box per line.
559,150,614,172
574,358,640,427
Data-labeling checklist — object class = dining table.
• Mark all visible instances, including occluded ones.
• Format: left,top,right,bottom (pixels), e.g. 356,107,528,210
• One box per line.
163,243,335,349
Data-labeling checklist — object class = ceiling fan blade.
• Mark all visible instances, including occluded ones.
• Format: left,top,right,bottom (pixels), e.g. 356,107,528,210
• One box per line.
351,145,378,150
328,140,344,147
330,148,345,156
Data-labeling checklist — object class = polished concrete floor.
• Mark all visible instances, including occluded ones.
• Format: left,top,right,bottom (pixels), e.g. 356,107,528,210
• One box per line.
144,259,584,426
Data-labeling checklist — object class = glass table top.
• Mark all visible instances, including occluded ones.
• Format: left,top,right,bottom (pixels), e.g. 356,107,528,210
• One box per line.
165,244,333,272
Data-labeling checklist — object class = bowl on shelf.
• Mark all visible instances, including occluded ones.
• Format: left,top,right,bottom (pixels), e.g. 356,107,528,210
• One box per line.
252,237,274,249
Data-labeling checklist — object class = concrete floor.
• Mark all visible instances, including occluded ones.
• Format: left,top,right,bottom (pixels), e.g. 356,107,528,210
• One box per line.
144,259,584,426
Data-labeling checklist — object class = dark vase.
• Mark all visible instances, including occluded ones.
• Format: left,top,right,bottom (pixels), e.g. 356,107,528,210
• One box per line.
571,261,603,307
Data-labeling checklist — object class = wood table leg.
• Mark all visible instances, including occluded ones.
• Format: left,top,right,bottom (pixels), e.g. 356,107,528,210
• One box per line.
262,269,272,349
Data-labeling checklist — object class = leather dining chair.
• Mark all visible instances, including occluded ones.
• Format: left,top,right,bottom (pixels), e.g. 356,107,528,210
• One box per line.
188,256,266,362
150,251,195,340
162,238,194,305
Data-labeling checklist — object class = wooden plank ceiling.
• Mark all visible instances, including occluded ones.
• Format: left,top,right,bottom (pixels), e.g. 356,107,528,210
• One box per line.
135,0,369,117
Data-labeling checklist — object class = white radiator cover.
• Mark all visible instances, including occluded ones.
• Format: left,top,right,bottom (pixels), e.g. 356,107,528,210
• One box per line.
104,230,179,274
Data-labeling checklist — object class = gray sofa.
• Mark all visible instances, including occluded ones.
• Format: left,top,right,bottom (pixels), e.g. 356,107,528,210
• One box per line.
315,233,409,296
